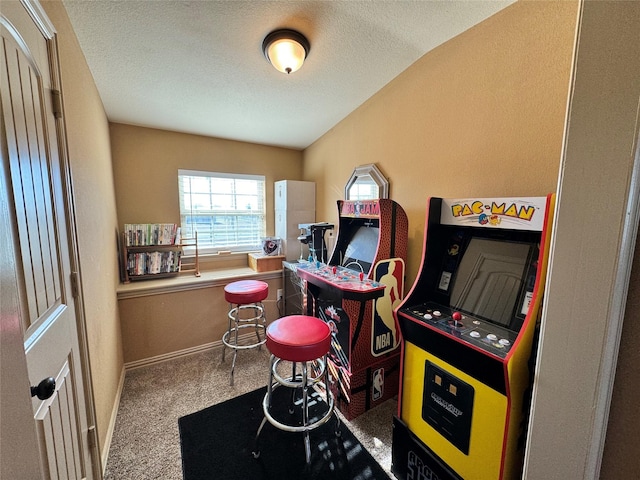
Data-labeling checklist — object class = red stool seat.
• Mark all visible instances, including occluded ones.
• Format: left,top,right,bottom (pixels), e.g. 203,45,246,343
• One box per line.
224,280,268,304
266,315,331,362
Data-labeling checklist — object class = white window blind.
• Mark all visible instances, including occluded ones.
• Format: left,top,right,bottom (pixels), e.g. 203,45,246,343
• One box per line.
178,170,265,253
348,181,379,200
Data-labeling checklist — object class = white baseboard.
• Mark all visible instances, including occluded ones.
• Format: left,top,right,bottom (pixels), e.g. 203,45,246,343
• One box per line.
101,365,125,474
124,340,224,370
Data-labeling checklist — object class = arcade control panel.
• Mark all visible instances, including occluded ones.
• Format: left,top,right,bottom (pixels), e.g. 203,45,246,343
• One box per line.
399,302,517,359
296,261,385,293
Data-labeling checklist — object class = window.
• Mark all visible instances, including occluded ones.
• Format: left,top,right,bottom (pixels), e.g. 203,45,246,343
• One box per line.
178,170,265,253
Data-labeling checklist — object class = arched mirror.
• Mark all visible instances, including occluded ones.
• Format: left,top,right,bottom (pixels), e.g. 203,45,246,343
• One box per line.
345,163,389,200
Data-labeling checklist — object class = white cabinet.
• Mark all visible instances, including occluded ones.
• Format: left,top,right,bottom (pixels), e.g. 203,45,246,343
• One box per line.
275,180,315,261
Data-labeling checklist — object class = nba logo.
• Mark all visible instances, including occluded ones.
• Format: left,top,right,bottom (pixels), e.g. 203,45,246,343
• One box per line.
372,258,404,356
373,368,384,401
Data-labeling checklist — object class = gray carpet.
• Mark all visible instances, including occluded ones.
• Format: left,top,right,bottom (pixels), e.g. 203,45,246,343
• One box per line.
104,346,395,479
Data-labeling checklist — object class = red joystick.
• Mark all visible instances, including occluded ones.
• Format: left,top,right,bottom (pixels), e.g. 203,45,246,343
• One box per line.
452,312,462,322
359,272,364,282
332,266,337,275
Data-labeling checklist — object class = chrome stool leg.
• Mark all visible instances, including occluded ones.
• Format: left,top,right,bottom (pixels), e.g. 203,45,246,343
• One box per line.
252,354,277,459
222,302,267,386
253,354,338,464
289,361,297,414
302,362,311,464
254,301,265,347
221,302,233,362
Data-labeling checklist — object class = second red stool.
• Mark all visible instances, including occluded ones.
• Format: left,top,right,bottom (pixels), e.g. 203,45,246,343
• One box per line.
222,280,268,385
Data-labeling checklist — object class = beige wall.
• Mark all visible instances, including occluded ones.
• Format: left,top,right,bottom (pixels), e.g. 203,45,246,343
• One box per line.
304,0,577,284
110,123,304,237
42,0,123,468
109,124,303,365
118,275,281,364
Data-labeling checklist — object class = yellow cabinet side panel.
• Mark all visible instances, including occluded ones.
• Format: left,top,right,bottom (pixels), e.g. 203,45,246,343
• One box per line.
401,341,508,480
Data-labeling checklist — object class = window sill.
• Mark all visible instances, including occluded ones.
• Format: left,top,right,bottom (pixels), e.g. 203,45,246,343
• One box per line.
116,264,281,300
196,250,260,268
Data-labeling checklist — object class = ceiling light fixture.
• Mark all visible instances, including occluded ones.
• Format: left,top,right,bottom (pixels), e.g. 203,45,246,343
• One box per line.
262,29,310,75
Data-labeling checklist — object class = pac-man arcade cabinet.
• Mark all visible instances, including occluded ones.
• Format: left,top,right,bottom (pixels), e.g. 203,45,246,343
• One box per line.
392,196,554,480
296,198,408,419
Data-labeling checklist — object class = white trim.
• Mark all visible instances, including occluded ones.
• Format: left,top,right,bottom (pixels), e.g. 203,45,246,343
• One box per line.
344,163,389,200
178,169,264,182
177,170,266,252
116,268,281,299
587,109,640,477
21,0,56,38
101,366,126,474
124,340,223,370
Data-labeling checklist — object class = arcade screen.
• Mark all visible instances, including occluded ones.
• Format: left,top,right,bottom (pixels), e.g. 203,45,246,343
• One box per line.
340,225,379,273
436,233,538,332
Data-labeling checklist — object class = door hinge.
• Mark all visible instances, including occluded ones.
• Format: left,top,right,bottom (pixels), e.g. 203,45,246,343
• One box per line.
87,425,97,448
51,89,63,119
70,271,79,298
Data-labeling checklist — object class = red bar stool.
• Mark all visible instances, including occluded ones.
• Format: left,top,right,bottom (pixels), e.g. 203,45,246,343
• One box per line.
222,280,268,386
253,315,340,464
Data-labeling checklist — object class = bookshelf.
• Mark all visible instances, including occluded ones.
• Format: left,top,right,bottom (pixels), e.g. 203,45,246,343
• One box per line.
121,224,200,283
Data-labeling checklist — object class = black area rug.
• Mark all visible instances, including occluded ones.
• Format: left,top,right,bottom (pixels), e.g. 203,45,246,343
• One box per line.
179,386,391,480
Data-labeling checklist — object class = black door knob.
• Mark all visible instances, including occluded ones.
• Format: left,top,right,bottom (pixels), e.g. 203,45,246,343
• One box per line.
31,377,56,400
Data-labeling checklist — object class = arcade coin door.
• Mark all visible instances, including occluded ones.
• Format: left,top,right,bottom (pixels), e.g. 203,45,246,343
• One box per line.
392,195,554,480
296,199,408,419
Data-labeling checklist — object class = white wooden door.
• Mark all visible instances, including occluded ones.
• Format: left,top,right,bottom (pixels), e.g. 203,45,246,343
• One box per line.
1,2,95,478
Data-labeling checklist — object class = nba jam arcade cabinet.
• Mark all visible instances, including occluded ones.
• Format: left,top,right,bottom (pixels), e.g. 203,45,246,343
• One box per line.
392,195,554,480
296,198,408,419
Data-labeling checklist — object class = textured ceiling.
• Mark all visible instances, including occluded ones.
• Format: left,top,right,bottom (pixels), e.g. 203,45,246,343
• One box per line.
62,0,514,150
